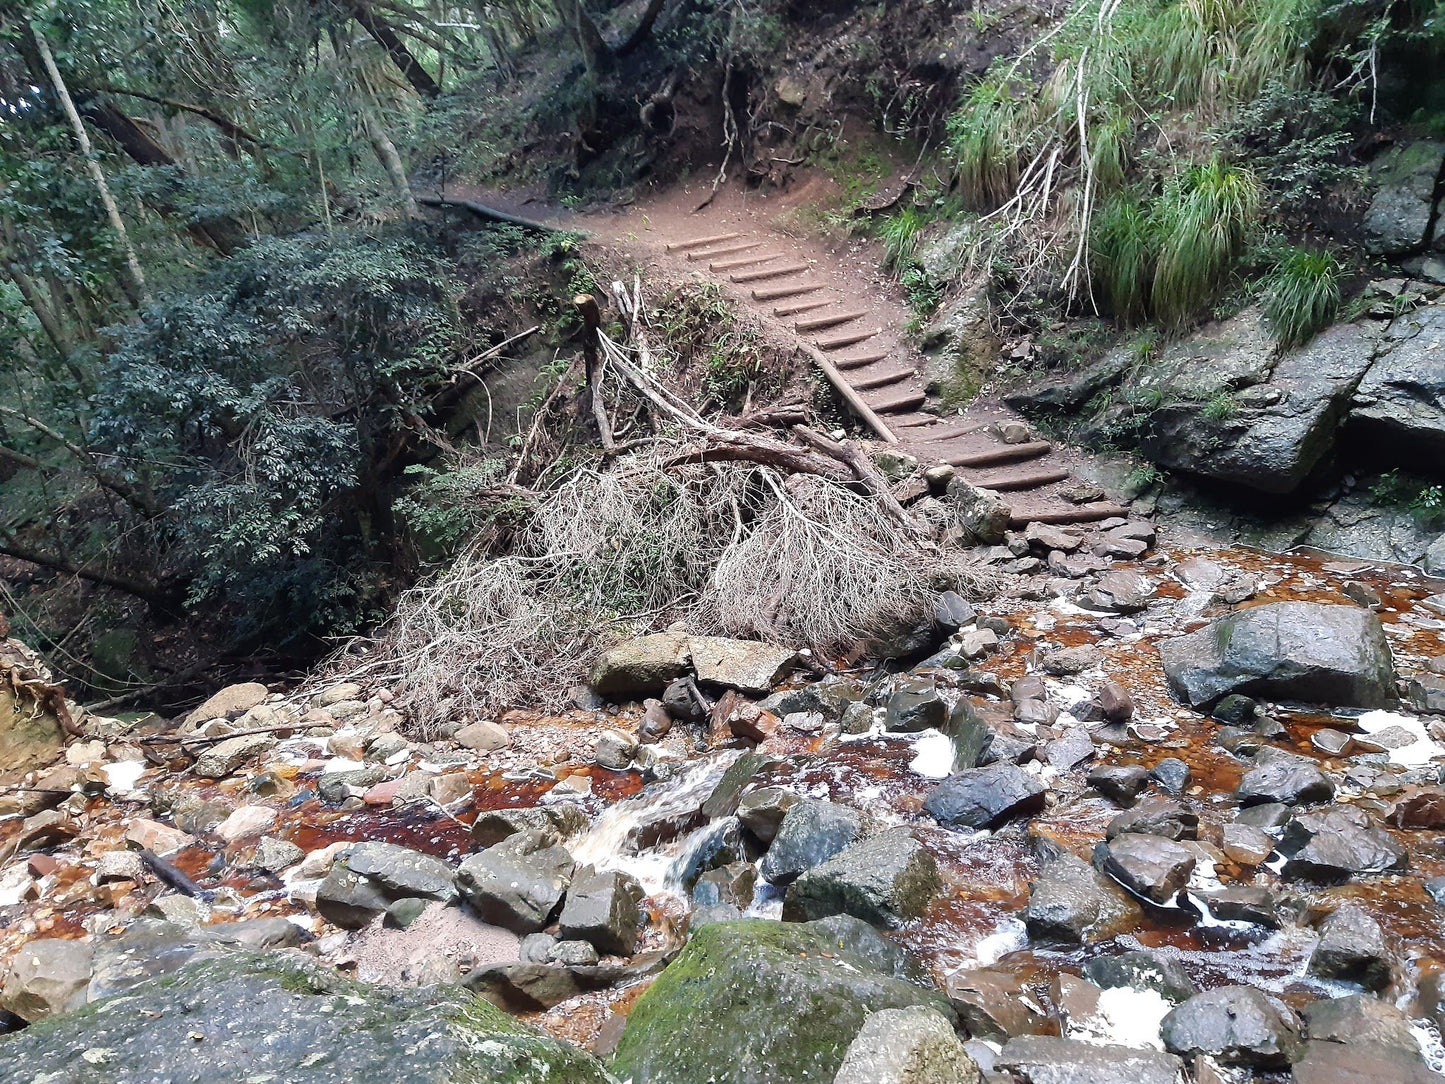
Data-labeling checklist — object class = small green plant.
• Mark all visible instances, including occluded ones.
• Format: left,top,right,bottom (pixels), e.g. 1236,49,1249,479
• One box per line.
879,207,927,273
1263,246,1341,351
1202,392,1238,421
1370,472,1445,529
902,266,944,321
1126,462,1165,491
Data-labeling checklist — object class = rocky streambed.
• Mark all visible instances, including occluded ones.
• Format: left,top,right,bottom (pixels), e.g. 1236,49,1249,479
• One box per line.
3,517,1445,1083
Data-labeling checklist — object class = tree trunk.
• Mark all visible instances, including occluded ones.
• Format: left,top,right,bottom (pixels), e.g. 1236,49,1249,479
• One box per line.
362,106,419,217
0,532,176,611
349,1,441,99
31,24,149,301
619,0,668,55
4,264,71,355
556,0,611,77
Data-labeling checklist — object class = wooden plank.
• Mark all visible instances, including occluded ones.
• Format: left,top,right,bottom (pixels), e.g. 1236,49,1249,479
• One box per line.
851,367,914,391
731,261,811,283
799,341,898,443
964,466,1071,491
908,420,990,442
685,240,760,262
939,440,1052,468
667,231,741,252
794,308,867,333
752,282,823,302
866,388,927,414
774,298,834,317
835,349,889,370
710,252,782,272
1008,501,1130,527
816,326,882,351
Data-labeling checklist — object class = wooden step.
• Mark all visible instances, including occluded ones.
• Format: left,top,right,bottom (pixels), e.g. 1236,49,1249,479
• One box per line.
774,298,834,317
795,308,867,333
851,367,915,391
752,282,823,302
667,232,741,252
910,420,990,443
890,413,944,428
711,252,782,272
1008,501,1131,527
939,441,1053,469
731,262,810,283
834,350,888,370
685,240,760,262
866,388,927,414
964,466,1072,491
816,326,882,351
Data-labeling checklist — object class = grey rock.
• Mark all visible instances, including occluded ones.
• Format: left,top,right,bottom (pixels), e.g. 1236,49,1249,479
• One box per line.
1094,833,1195,904
1160,602,1396,709
1160,985,1302,1068
1078,570,1156,614
1043,727,1094,771
947,478,1012,545
885,677,949,733
470,804,588,849
549,939,600,966
700,752,781,821
589,631,690,697
1087,764,1150,805
1041,645,1101,676
455,829,575,933
1307,904,1394,991
1291,1039,1442,1083
0,938,93,1022
315,863,393,929
593,728,638,770
344,841,456,903
1305,992,1421,1055
556,869,645,956
689,636,796,694
1105,796,1197,841
192,733,277,779
1083,949,1198,1003
1149,757,1191,794
1023,853,1142,945
783,828,941,927
1350,300,1445,462
1278,807,1408,881
1201,885,1279,927
933,591,977,631
736,786,799,844
760,798,864,884
834,1005,981,1084
1237,748,1335,806
1362,142,1445,254
923,763,1046,830
995,1035,1185,1084
692,862,756,910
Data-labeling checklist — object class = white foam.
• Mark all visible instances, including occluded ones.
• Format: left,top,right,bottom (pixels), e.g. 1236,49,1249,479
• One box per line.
972,919,1027,966
908,730,955,779
102,759,147,794
1069,985,1172,1050
1356,710,1445,767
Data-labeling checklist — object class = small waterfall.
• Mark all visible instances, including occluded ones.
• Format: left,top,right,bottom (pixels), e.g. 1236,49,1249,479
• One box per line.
571,752,741,896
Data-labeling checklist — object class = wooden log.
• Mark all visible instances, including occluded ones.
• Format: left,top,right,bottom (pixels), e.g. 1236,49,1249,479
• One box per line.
799,341,898,443
794,308,866,333
1008,501,1130,527
710,252,782,272
774,297,834,317
684,240,759,261
851,367,914,391
964,466,1071,491
908,420,990,442
940,441,1052,468
731,261,811,283
834,349,889,370
815,326,882,351
667,231,741,251
866,388,926,414
752,281,823,301
416,194,568,234
574,293,614,450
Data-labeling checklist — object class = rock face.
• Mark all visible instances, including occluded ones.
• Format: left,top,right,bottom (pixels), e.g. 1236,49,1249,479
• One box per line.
1362,141,1445,255
923,763,1046,830
995,1035,1185,1084
455,829,575,933
783,829,941,927
1159,602,1396,709
1160,986,1302,1068
611,919,952,1084
0,938,92,1021
833,1005,981,1084
589,631,690,697
1349,300,1445,461
0,951,611,1083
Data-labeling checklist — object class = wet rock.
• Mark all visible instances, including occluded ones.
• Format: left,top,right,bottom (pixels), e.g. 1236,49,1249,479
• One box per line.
1392,786,1445,828
693,863,756,910
1221,822,1274,866
611,919,953,1084
470,804,587,849
1043,727,1094,771
700,753,780,820
1236,748,1335,806
185,682,269,726
834,1005,981,1084
1201,885,1279,927
0,938,93,1022
317,766,385,802
736,786,799,844
933,591,978,631
345,841,457,904
946,967,1049,1042
995,1035,1185,1084
1078,570,1156,614
1312,728,1354,756
1094,833,1196,904
123,818,195,856
1362,141,1445,255
1292,1039,1442,1084
455,829,575,933
1305,992,1421,1055
594,728,639,770
840,701,876,734
1159,602,1396,709
689,636,796,694
639,697,676,740
315,864,391,929
1025,522,1084,553
0,950,612,1083
1406,674,1445,716
192,733,277,778
465,961,585,1011
1024,853,1142,945
947,478,1012,545
549,939,599,967
454,719,510,751
1041,645,1101,676
760,798,864,884
884,677,949,733
923,763,1047,830
1084,949,1198,1003
664,676,711,722
1105,796,1199,841
588,631,690,697
1235,801,1291,829
214,804,276,843
1149,757,1191,794
783,828,941,927
1014,697,1060,726
1160,986,1302,1068
558,869,644,956
1278,807,1408,881
1213,694,1258,724
1307,904,1394,991
1087,764,1149,805
1099,681,1134,723
958,628,998,659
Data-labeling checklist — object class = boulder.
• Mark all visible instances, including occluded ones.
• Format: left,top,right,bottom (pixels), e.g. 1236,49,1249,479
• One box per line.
1078,570,1156,614
588,631,690,697
1083,949,1197,1003
1292,1040,1443,1084
689,637,796,694
0,938,93,1022
1023,853,1142,945
1349,300,1445,461
0,950,610,1083
923,763,1046,830
884,677,948,733
736,786,799,845
994,1035,1185,1084
315,863,392,929
344,842,457,904
455,829,575,933
191,733,278,779
214,804,277,842
470,804,588,848
611,919,952,1084
1307,905,1394,991
1278,807,1408,881
1088,762,1149,806
1105,796,1198,841
833,1005,981,1084
1201,885,1279,927
947,478,1011,544
184,681,268,725
1093,833,1195,904
594,728,639,770
557,869,644,956
759,798,863,884
783,828,941,927
454,720,510,751
1305,993,1421,1055
1159,602,1396,709
945,968,1049,1042
1149,758,1191,795
1236,748,1335,806
1160,986,1302,1068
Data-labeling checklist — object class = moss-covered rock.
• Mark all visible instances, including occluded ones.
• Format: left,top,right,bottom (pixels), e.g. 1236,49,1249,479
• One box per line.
0,950,613,1083
611,919,951,1084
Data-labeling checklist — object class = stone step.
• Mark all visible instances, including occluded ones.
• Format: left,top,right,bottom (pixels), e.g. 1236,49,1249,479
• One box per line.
816,326,882,351
936,440,1053,468
851,366,915,391
731,262,811,283
752,281,823,302
685,240,761,262
667,231,742,252
794,308,867,333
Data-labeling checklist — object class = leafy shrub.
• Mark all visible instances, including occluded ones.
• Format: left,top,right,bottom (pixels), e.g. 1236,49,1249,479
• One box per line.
1263,246,1341,350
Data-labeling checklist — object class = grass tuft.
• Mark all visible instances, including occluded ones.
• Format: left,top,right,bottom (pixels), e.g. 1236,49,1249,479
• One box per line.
946,75,1034,209
1151,160,1260,326
1263,246,1340,350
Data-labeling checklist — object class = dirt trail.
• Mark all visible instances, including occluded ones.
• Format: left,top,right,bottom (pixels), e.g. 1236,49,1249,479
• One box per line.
458,178,1128,528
